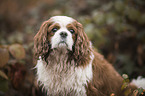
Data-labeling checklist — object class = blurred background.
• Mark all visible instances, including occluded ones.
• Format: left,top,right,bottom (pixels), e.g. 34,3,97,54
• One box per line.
0,0,145,96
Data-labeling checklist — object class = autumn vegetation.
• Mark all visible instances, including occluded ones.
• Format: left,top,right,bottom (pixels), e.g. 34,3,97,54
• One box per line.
0,0,145,96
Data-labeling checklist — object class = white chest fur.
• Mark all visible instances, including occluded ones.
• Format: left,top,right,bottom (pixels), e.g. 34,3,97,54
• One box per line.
36,49,94,96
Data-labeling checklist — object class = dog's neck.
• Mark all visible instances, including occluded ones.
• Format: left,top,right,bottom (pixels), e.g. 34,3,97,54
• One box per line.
44,47,76,74
38,47,86,95
45,47,70,63
36,47,93,96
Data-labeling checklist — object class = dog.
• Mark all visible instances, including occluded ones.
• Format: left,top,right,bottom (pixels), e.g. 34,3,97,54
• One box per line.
34,16,145,96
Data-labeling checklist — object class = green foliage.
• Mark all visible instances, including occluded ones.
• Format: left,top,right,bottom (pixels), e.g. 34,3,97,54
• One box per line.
121,74,145,96
0,77,9,93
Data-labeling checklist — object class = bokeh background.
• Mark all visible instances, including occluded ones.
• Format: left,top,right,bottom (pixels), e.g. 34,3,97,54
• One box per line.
0,0,145,96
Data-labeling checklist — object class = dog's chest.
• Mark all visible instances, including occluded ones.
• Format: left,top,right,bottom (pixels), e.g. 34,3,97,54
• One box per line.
36,49,93,95
36,57,92,95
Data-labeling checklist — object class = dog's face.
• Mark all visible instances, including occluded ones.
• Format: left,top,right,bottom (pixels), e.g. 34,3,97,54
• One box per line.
34,16,90,64
49,16,77,50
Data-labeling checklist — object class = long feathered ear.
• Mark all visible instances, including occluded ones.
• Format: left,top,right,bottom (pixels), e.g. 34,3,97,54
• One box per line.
73,22,91,66
34,20,52,60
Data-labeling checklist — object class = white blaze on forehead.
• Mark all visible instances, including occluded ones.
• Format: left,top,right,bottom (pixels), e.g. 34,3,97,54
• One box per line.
51,16,75,26
50,16,75,50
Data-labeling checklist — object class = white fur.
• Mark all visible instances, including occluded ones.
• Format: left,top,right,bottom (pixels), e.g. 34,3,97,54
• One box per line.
131,76,145,89
36,52,94,95
51,16,75,50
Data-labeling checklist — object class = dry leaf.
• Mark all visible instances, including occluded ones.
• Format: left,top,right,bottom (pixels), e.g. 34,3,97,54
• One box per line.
124,89,131,96
9,44,26,60
9,63,26,89
0,70,8,80
132,90,138,96
0,48,9,68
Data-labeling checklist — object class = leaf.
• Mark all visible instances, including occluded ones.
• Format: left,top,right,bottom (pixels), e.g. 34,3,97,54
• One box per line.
9,63,26,89
9,44,26,60
132,89,138,96
121,82,128,90
106,12,119,25
125,6,141,22
102,2,113,11
0,77,9,92
114,0,125,13
0,70,8,80
138,14,145,24
124,88,131,96
137,87,144,94
92,11,106,25
0,48,9,68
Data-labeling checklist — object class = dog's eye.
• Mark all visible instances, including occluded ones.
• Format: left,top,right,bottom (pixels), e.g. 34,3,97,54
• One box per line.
69,29,75,34
52,28,58,33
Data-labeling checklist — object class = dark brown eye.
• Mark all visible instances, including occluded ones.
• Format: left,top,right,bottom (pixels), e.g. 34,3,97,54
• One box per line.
69,29,75,34
52,28,58,33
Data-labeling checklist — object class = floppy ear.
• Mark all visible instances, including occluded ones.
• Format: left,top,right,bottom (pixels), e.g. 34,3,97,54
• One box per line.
73,22,91,65
34,20,51,60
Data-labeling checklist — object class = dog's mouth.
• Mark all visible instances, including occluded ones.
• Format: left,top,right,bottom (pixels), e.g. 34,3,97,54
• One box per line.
58,41,68,47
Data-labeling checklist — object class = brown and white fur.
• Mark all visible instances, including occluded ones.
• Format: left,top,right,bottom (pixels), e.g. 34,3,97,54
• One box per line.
34,16,145,96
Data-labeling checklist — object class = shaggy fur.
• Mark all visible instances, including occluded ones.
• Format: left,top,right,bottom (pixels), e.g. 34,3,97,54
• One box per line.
36,47,94,96
34,16,144,96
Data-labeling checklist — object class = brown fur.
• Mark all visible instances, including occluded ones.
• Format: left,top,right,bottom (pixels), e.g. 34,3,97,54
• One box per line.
34,19,91,66
86,51,137,96
34,17,137,96
72,21,91,67
71,20,137,96
34,19,53,60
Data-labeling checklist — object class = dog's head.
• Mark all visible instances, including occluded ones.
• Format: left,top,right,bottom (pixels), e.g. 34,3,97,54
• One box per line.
34,16,91,64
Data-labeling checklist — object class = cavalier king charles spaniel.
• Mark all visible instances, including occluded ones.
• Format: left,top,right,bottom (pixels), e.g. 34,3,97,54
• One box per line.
34,16,145,96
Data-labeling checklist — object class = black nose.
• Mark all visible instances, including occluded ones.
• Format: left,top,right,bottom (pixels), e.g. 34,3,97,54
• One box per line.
60,32,68,38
